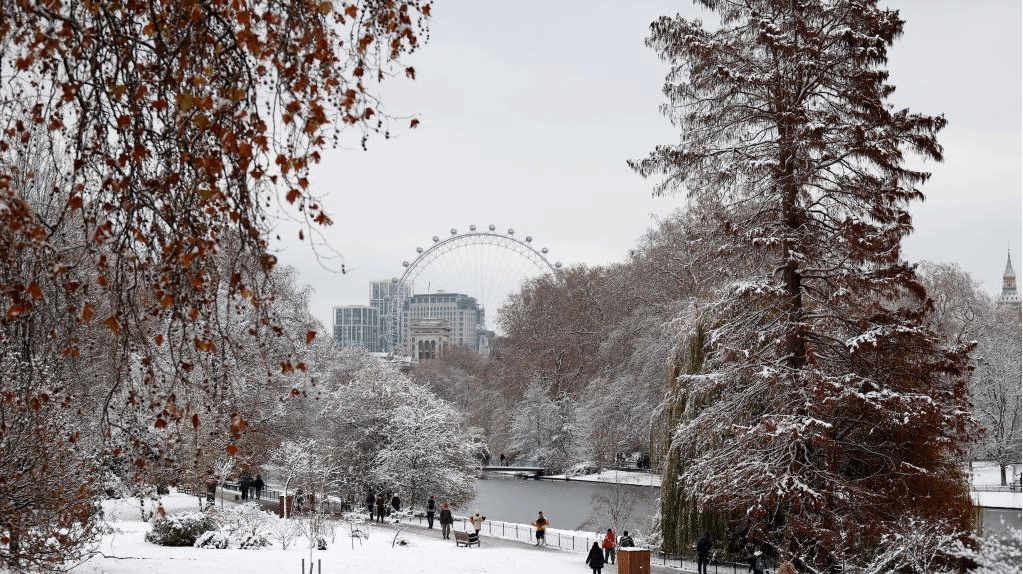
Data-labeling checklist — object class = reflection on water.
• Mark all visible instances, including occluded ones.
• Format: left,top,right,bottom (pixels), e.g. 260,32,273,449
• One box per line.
453,474,659,533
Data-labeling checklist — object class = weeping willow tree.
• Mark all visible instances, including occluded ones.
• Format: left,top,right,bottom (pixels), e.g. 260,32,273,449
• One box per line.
657,324,734,556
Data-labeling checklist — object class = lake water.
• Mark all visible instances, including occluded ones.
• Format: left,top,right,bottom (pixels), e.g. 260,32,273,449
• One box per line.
457,473,660,532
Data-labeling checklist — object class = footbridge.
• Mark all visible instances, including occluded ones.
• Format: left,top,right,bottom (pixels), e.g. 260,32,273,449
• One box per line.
481,464,547,479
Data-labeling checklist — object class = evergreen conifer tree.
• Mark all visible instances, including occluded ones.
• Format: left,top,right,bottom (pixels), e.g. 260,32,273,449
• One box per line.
632,2,976,571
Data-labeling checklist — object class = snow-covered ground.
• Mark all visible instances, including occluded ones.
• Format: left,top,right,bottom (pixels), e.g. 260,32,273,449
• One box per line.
77,490,674,574
545,469,662,488
970,461,1022,510
72,462,1019,574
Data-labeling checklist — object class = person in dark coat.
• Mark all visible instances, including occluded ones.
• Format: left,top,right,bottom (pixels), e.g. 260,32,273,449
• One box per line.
439,502,454,539
426,496,436,529
375,494,386,523
696,531,712,574
586,541,605,574
391,493,401,513
366,492,376,520
748,549,766,574
252,474,265,500
619,531,635,547
239,471,251,501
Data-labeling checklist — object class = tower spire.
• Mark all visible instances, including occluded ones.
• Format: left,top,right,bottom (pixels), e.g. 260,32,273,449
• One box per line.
999,248,1020,305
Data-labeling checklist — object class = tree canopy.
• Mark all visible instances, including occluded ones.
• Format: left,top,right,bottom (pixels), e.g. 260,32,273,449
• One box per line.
1,1,429,569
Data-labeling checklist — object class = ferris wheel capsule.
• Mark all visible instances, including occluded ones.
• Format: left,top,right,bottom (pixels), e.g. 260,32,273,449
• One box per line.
416,247,423,254
541,247,549,254
488,224,496,232
507,228,514,235
525,236,532,243
432,236,439,242
402,261,409,267
450,228,457,235
555,261,563,268
470,224,477,231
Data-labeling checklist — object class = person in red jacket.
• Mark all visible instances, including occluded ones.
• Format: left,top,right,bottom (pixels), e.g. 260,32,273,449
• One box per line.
601,528,616,564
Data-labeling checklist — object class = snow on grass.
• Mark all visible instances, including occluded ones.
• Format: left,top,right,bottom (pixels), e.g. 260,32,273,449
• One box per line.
78,490,667,574
544,469,662,488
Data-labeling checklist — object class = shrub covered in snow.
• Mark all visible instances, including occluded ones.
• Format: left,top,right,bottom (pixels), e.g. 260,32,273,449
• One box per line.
237,533,272,549
565,462,597,477
211,502,273,539
194,531,230,549
144,512,216,546
973,529,1022,574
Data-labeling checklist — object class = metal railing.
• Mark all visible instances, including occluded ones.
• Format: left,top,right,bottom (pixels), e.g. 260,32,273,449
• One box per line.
390,513,758,572
973,484,1022,493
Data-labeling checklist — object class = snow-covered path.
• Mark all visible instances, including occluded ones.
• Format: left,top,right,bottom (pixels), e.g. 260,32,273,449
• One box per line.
76,492,682,574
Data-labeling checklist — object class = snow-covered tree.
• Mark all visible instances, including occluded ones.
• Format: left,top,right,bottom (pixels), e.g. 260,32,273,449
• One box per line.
373,398,485,509
918,262,1022,485
631,1,975,571
319,353,482,507
971,314,1022,485
0,354,101,572
509,378,589,473
268,439,341,519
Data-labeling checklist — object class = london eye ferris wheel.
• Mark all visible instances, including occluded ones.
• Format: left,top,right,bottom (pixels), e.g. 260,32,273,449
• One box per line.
385,224,562,355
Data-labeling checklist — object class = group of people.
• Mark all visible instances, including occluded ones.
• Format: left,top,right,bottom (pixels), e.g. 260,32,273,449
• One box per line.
585,528,635,574
693,531,773,574
237,472,264,501
366,492,405,523
423,495,459,539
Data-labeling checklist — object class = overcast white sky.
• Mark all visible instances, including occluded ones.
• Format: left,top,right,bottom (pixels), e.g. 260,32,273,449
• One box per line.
270,0,1022,330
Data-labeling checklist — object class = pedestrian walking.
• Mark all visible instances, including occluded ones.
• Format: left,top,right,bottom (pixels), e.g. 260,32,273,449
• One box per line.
252,474,265,500
601,528,616,565
533,511,549,546
696,531,712,574
366,492,376,520
439,503,454,539
239,471,251,501
586,541,605,574
426,496,436,529
375,494,386,523
391,493,401,513
619,530,635,547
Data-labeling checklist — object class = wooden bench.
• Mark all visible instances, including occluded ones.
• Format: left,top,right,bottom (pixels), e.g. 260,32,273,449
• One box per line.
454,531,479,548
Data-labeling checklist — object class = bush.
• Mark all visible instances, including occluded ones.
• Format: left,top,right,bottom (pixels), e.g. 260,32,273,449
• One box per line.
194,531,230,549
145,512,216,546
212,502,273,539
238,533,272,549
